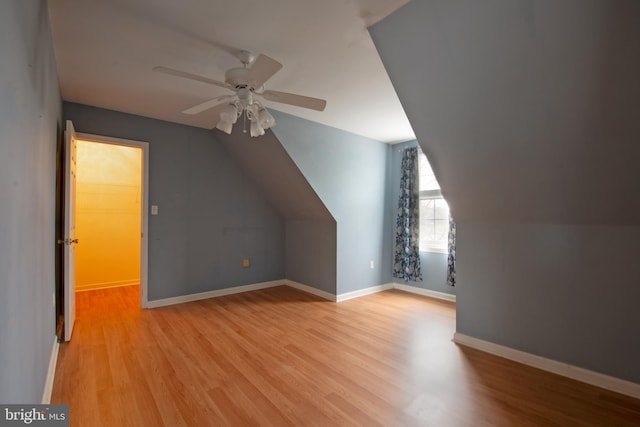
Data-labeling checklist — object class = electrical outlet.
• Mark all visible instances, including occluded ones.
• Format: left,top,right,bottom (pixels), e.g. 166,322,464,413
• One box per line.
370,260,375,269
242,258,250,268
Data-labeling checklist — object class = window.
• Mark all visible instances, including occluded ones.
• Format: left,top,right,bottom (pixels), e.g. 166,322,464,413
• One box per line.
418,147,449,253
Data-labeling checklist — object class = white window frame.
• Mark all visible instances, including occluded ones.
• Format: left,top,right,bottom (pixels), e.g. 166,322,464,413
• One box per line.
417,148,449,254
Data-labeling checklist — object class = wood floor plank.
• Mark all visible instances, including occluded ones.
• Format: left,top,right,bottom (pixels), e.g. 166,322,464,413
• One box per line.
51,285,640,426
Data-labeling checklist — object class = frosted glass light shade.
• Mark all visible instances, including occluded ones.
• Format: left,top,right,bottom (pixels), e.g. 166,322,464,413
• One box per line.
257,108,275,129
250,120,265,137
220,104,238,124
215,119,233,134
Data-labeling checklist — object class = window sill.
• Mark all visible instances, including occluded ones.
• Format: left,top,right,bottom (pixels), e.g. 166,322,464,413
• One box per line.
420,247,448,255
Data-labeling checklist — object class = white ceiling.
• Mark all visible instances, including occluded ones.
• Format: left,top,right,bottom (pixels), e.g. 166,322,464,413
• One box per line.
48,0,415,143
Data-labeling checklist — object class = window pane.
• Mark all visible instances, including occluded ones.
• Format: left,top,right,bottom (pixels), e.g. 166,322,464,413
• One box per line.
417,148,450,250
420,221,435,246
420,210,433,237
434,219,449,242
420,199,435,219
434,198,450,219
420,174,440,191
418,149,441,191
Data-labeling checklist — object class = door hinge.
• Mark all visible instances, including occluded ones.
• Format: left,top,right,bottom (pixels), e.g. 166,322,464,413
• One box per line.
57,238,79,245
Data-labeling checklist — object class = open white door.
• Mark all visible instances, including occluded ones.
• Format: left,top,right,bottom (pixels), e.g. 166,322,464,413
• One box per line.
63,120,78,341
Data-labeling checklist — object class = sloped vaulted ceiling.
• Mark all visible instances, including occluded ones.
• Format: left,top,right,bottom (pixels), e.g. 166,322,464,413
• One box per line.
48,0,414,143
214,126,333,222
370,0,640,225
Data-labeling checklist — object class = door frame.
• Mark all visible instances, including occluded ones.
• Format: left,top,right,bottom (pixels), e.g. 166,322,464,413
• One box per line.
75,132,150,308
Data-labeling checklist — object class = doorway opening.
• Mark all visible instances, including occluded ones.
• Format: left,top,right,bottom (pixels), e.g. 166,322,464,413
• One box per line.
76,133,149,308
75,140,142,319
76,140,141,293
56,130,150,341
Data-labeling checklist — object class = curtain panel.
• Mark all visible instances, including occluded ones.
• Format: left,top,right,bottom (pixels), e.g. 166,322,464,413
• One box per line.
447,217,456,287
393,147,422,282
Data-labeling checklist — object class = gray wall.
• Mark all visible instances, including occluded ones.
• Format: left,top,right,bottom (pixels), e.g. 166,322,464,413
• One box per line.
63,103,285,301
371,0,640,383
389,141,455,296
0,0,61,402
285,220,337,294
457,224,640,383
216,126,336,294
271,111,392,294
372,0,640,225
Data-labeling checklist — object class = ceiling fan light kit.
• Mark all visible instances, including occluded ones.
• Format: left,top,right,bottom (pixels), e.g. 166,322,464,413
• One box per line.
215,98,274,136
154,50,326,138
219,104,239,124
250,118,265,137
258,108,275,128
215,118,234,134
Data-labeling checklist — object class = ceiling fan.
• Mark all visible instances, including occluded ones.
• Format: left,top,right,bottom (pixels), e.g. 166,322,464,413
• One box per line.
153,51,327,137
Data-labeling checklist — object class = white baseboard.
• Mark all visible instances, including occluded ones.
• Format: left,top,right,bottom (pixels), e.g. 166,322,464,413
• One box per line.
285,280,336,302
393,283,456,302
453,333,640,400
147,280,286,309
41,336,59,404
76,279,139,292
337,283,394,302
145,279,455,309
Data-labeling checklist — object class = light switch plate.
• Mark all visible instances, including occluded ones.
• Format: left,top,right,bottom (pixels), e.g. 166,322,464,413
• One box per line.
151,205,158,215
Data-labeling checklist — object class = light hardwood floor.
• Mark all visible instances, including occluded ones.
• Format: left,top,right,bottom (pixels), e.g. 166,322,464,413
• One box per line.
52,285,640,426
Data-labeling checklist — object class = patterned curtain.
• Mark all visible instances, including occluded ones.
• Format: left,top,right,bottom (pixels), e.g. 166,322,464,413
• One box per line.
447,217,456,287
393,147,422,282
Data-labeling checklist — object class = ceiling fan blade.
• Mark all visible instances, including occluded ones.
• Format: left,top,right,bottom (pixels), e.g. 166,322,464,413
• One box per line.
245,54,283,88
261,90,327,111
153,66,230,90
182,95,234,115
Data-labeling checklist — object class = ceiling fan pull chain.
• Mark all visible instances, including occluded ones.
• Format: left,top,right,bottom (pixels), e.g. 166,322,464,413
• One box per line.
242,110,247,133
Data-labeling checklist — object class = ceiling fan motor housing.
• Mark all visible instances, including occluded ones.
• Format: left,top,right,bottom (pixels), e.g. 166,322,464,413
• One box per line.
225,67,253,89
